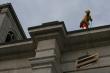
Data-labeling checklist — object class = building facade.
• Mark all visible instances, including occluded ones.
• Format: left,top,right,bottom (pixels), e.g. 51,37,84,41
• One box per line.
0,3,110,73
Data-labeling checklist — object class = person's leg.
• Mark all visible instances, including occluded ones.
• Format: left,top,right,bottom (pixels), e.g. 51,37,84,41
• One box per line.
81,23,88,29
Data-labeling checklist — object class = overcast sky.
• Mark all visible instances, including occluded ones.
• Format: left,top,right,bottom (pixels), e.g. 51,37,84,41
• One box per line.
0,0,110,37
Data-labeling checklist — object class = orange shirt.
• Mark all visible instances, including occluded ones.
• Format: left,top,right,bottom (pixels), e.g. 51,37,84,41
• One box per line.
82,15,92,24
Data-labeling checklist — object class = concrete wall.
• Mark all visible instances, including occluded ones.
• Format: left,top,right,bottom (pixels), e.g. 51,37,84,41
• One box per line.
30,39,62,73
0,58,32,73
61,44,110,73
0,13,7,42
67,67,110,73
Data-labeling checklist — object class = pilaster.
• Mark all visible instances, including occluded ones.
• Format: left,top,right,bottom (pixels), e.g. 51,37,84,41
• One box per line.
28,21,66,73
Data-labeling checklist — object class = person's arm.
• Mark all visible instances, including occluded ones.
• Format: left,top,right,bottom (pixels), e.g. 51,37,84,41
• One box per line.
90,16,93,22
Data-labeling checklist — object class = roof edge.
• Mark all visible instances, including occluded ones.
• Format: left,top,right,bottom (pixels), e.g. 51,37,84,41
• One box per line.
68,24,110,34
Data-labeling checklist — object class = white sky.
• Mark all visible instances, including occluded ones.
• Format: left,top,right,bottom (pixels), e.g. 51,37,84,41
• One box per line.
0,0,110,37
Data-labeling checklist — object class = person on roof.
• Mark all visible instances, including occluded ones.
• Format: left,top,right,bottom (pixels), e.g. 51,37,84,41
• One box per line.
80,9,93,29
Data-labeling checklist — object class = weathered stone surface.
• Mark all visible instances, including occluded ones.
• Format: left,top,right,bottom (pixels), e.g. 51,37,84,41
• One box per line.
1,3,110,73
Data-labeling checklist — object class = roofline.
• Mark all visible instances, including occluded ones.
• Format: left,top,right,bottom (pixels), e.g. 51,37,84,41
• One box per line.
68,24,110,34
28,21,67,32
28,20,110,36
0,3,27,39
0,38,31,46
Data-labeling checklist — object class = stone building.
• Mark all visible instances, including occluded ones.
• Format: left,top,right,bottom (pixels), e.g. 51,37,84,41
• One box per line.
0,3,110,73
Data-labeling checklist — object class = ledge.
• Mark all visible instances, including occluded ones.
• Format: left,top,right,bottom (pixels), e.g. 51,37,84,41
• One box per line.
0,39,35,60
28,21,66,39
28,21,110,52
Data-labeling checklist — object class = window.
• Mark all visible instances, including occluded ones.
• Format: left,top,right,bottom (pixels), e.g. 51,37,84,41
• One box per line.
5,31,15,42
76,53,98,69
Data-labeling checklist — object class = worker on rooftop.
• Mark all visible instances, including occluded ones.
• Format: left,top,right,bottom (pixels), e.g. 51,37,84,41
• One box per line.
80,9,93,29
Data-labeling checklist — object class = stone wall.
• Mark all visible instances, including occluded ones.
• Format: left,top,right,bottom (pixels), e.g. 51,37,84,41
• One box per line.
0,58,32,73
62,45,110,73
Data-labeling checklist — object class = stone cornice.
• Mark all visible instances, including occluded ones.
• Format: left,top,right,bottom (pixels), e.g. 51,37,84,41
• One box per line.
0,39,35,59
28,21,110,52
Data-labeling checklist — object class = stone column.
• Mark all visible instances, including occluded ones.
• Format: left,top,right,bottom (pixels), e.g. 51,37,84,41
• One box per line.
28,21,66,73
30,39,61,73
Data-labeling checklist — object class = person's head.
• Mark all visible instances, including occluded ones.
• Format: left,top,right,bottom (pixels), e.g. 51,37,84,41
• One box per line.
85,9,90,15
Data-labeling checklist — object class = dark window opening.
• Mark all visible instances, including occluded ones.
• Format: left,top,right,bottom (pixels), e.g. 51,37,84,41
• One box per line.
5,31,15,42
